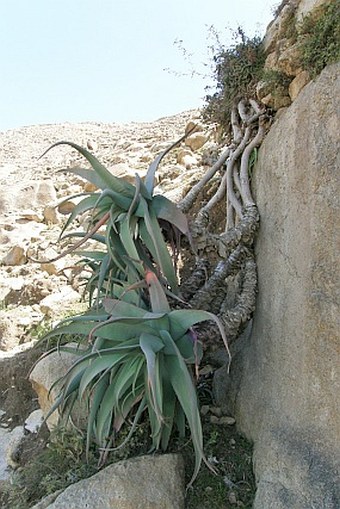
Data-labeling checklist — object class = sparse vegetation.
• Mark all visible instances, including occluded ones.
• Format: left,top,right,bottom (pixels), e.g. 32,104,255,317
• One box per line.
299,0,340,77
2,426,99,509
204,27,265,126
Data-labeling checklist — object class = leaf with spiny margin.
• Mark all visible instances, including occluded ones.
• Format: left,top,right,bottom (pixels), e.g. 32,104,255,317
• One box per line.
74,250,107,262
140,197,179,293
159,356,176,450
93,188,132,212
161,330,206,488
169,309,230,359
41,141,136,197
144,130,192,194
78,353,131,400
61,231,106,245
59,194,109,239
112,356,143,409
145,270,170,314
119,214,144,276
113,384,145,433
152,195,189,235
86,373,109,457
112,396,146,450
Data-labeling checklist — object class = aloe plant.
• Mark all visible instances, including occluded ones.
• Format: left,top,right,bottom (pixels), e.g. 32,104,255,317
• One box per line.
45,270,228,486
38,133,230,486
40,137,191,298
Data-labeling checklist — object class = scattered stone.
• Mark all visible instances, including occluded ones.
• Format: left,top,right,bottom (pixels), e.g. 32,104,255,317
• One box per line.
0,428,11,480
57,201,76,215
261,92,291,110
209,406,223,417
1,246,26,266
185,120,203,134
18,210,43,223
39,286,81,317
5,425,25,469
86,139,97,151
228,491,237,505
200,405,210,416
43,205,60,224
210,415,236,425
185,132,208,151
277,43,303,77
24,409,44,434
256,80,274,102
35,180,58,206
177,148,197,168
83,181,98,192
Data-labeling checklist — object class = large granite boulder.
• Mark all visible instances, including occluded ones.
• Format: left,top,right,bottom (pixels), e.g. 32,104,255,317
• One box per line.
230,63,340,507
30,454,185,509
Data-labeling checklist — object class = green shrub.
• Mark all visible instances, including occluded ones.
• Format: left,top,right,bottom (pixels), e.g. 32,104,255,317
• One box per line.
204,27,265,126
299,0,340,77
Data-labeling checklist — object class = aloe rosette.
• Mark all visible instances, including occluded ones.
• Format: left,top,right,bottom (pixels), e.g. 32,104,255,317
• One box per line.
39,130,231,486
39,135,191,300
44,271,229,486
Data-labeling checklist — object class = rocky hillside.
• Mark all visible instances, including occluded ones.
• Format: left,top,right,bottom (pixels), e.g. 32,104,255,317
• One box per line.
0,110,217,354
0,1,338,508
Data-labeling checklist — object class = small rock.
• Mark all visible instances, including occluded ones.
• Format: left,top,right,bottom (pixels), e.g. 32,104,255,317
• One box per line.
209,406,223,417
86,140,97,151
177,150,197,169
261,92,291,110
1,246,26,266
277,43,303,77
220,416,236,425
39,286,81,317
6,425,25,469
24,409,44,434
57,201,76,215
256,80,273,102
200,405,210,416
36,180,58,206
43,205,60,224
185,120,203,134
139,152,152,163
83,182,98,192
228,491,237,505
29,342,85,429
17,210,42,223
109,162,136,184
185,132,208,151
210,415,236,425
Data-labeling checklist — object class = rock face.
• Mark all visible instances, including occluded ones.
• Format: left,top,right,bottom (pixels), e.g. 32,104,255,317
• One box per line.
30,454,185,509
231,63,340,507
259,0,335,109
29,345,85,429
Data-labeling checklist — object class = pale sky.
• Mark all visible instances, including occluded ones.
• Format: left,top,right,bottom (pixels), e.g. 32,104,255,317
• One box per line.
0,0,276,131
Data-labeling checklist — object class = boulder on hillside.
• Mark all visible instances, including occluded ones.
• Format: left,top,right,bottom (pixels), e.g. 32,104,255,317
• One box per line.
30,454,185,509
